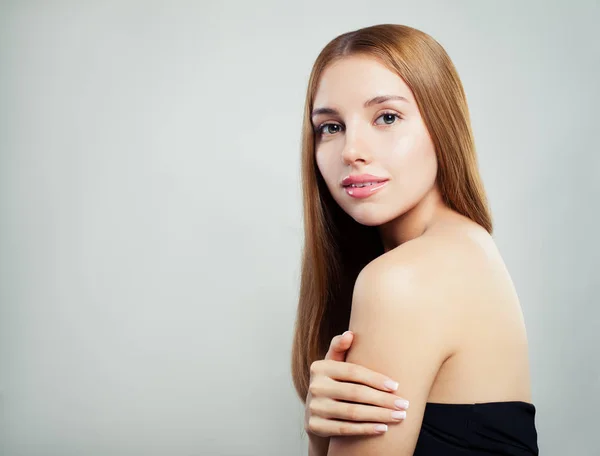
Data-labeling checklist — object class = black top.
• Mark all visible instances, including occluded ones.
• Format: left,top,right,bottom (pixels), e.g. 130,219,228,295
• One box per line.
413,401,539,455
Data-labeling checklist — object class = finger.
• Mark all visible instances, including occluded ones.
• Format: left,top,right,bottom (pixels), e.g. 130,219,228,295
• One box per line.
311,397,407,424
307,415,389,437
313,377,409,411
322,360,405,397
324,331,353,361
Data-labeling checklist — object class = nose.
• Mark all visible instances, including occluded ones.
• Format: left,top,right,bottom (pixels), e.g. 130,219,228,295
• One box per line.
341,128,372,165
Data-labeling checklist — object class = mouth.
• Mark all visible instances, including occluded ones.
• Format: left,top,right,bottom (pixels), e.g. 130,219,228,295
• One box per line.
343,180,389,199
342,180,388,189
341,173,390,188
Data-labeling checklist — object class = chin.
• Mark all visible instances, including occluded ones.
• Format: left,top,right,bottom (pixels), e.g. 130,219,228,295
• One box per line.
354,219,382,227
349,211,390,227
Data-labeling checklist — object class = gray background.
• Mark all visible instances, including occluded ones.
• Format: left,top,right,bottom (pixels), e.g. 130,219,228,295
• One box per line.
1,1,598,455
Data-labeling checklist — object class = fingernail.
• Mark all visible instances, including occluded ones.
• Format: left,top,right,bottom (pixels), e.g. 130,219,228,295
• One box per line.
384,379,398,391
395,399,410,410
374,424,388,432
392,411,407,420
342,331,351,337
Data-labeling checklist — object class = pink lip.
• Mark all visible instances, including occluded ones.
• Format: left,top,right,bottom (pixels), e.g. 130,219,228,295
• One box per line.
344,180,389,199
341,173,389,187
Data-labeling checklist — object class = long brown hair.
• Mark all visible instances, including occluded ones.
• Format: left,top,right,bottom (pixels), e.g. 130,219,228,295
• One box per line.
290,24,493,403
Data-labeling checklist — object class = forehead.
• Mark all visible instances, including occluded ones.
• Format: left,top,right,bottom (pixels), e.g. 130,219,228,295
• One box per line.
313,55,414,106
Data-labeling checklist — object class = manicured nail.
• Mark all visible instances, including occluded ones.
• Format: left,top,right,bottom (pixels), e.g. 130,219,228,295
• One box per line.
395,399,410,410
374,424,388,432
392,410,407,420
384,379,398,391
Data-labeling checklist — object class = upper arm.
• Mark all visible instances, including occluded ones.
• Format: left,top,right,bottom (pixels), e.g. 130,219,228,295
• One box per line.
327,254,456,456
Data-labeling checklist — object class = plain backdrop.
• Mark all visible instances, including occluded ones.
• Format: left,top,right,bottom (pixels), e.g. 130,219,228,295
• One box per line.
0,1,598,455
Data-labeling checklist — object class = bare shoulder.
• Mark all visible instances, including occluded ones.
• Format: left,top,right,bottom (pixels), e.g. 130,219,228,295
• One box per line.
357,211,517,341
349,212,532,408
378,211,507,289
350,215,488,359
363,212,503,298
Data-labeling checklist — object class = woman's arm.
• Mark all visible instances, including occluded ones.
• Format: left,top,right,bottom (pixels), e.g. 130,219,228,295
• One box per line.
327,247,456,456
305,332,411,455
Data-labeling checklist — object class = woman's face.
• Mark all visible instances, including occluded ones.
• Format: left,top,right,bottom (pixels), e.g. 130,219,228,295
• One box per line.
312,55,439,227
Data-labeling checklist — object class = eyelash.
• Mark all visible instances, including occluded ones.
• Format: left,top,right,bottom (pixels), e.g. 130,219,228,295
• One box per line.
314,111,402,137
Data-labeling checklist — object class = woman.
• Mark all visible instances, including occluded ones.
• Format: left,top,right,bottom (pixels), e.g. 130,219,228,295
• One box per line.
290,24,539,455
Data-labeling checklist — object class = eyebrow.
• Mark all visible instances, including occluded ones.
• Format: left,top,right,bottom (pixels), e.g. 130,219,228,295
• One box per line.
311,95,409,120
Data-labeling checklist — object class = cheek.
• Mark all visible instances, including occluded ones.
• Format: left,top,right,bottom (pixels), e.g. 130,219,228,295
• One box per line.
315,150,337,193
389,133,437,187
315,150,326,180
390,134,416,159
315,148,337,178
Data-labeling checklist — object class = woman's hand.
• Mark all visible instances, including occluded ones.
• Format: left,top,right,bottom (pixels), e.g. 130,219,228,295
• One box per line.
304,331,410,438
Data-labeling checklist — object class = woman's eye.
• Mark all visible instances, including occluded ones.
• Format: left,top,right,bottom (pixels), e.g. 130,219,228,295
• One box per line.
375,113,401,125
317,123,342,136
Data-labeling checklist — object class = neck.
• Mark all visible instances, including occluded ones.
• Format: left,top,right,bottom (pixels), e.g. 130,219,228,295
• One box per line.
378,183,450,253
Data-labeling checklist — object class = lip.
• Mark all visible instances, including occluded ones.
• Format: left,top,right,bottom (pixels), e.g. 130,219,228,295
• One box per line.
341,174,389,187
344,180,389,199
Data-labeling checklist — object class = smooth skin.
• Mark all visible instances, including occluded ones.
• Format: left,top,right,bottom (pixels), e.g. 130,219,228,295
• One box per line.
306,331,410,455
